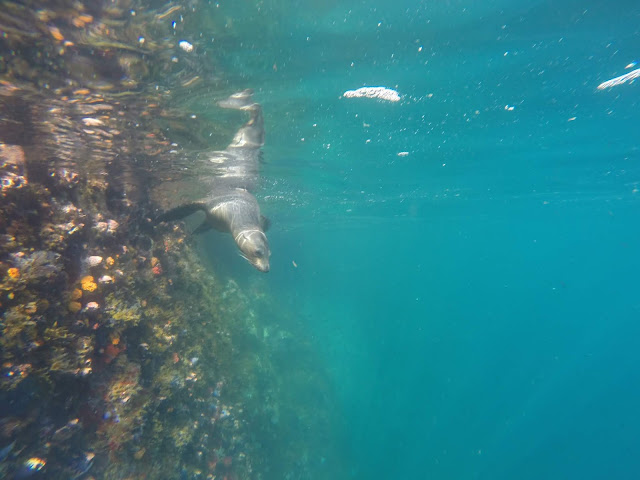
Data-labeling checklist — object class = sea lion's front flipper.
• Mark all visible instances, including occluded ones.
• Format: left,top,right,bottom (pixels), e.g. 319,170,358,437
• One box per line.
156,203,207,223
192,223,213,234
260,215,271,232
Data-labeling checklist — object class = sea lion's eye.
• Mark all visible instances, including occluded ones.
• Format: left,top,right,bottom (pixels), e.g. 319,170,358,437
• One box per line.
254,248,263,257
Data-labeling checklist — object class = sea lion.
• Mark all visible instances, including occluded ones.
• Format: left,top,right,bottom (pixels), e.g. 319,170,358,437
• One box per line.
157,90,271,272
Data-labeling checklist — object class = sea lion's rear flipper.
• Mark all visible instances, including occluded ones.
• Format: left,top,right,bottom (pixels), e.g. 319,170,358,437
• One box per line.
218,89,255,110
260,215,271,232
156,203,207,223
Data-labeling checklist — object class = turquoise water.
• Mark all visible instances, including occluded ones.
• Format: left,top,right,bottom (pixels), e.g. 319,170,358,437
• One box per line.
204,1,640,478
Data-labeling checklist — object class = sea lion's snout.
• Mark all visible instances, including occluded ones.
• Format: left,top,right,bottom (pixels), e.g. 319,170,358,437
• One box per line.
255,260,270,273
236,229,271,273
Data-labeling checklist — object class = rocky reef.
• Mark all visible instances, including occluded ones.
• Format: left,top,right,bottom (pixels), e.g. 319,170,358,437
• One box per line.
0,0,350,480
0,141,251,479
1,1,348,479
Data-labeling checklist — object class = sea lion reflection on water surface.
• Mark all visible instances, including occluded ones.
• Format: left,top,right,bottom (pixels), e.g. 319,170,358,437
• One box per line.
157,90,271,272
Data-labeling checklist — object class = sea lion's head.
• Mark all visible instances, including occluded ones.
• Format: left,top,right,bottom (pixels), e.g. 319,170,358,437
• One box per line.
234,229,271,272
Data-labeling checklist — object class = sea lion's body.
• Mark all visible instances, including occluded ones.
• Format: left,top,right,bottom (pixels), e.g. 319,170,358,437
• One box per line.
157,90,271,272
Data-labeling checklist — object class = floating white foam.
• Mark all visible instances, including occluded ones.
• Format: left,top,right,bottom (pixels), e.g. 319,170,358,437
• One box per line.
597,67,640,90
343,86,401,102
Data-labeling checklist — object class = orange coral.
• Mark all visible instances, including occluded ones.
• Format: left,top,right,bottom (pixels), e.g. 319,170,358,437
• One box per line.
103,344,121,364
71,14,93,28
48,25,64,42
7,268,19,279
24,302,37,314
68,301,82,313
81,275,97,292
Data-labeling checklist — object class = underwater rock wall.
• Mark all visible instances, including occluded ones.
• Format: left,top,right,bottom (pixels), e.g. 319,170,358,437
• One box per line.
1,122,255,479
0,1,254,478
1,1,348,479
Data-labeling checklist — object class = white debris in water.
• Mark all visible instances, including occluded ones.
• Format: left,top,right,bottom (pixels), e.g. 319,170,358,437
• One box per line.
597,67,640,90
179,40,194,52
397,151,409,157
343,86,401,102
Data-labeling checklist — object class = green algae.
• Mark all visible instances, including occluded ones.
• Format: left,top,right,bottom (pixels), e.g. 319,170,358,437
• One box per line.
105,294,143,326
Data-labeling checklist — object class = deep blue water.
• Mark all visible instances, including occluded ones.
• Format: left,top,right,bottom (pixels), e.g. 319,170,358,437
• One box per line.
204,1,640,478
